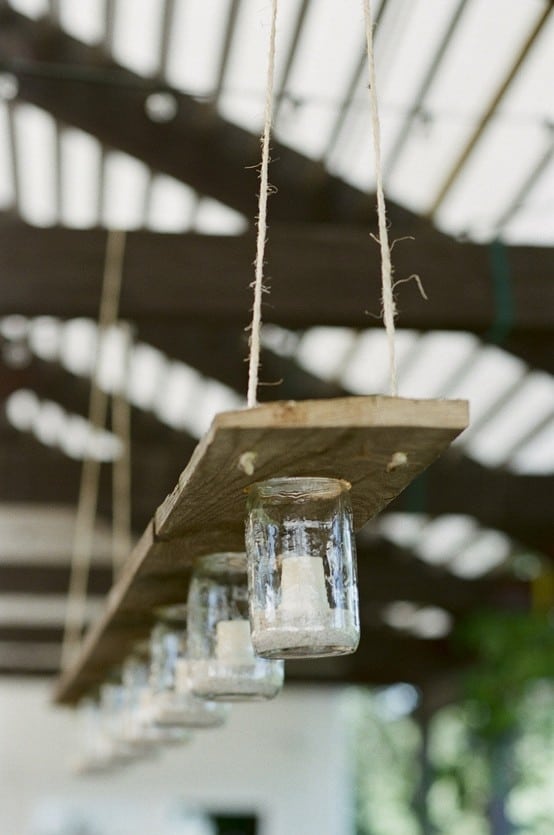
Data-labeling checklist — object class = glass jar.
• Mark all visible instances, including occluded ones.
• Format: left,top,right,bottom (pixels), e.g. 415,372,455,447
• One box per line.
119,650,188,750
187,553,284,701
98,681,138,763
245,477,360,658
148,605,228,729
104,668,190,756
73,697,115,774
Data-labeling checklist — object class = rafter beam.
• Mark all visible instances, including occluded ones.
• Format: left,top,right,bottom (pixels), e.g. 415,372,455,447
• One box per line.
0,223,552,351
0,629,463,687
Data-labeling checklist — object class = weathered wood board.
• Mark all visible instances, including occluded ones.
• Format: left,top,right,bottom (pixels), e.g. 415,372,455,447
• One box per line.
54,396,468,705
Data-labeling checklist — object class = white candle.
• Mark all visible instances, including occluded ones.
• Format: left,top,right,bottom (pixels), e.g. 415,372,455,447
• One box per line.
215,619,255,664
278,555,330,619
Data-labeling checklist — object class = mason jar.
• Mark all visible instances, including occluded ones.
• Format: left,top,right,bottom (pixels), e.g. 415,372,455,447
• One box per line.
187,553,284,701
148,605,228,729
98,681,138,763
245,477,360,658
73,696,115,774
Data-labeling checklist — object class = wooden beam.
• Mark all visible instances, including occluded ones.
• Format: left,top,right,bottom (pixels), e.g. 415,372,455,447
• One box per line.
0,564,113,596
0,224,552,346
0,540,530,689
356,541,530,613
0,430,195,533
0,541,526,609
0,631,464,688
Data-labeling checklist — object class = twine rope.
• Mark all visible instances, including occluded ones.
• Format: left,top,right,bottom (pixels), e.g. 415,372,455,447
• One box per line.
111,321,133,577
246,0,278,408
61,228,127,670
363,0,398,396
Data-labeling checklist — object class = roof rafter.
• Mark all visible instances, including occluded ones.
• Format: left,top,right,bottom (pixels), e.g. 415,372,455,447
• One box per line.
0,223,551,374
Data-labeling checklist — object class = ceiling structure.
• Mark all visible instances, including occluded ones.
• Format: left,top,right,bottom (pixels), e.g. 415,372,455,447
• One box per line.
0,0,552,699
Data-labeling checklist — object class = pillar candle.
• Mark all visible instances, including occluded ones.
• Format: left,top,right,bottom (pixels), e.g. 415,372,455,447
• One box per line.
278,555,330,618
215,619,255,664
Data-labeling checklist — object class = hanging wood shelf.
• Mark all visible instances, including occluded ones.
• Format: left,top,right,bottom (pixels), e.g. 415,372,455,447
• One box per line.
54,395,468,705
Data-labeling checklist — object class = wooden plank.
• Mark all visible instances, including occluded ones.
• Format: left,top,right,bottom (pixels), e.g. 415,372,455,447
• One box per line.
54,396,468,705
2,430,552,553
155,396,469,538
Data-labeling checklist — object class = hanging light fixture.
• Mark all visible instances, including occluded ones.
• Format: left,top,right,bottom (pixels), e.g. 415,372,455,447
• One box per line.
187,553,284,700
73,696,115,774
148,605,229,728
119,648,192,750
245,477,359,658
98,680,142,765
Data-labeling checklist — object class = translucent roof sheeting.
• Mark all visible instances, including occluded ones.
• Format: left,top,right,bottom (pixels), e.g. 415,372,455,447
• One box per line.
0,0,552,243
0,2,552,476
377,512,541,581
262,325,554,475
1,316,246,448
2,317,552,475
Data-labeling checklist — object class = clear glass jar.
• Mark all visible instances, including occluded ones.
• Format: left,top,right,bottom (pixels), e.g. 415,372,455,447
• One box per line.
187,553,284,701
245,477,360,658
73,697,115,774
103,670,190,756
98,681,138,763
120,652,159,751
148,605,228,729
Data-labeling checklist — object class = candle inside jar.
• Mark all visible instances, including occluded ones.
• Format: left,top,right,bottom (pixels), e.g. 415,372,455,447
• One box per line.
215,619,255,664
278,555,330,618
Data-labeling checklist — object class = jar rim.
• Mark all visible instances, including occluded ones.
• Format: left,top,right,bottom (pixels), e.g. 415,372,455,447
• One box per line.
195,552,246,574
154,603,188,625
247,476,351,500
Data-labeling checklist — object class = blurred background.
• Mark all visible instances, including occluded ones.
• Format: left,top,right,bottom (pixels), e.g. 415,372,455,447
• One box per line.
0,0,552,833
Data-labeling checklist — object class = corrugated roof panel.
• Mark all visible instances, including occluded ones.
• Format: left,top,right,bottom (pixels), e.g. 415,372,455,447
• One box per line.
502,155,554,245
341,330,418,394
218,0,302,132
378,513,520,580
59,0,105,45
397,331,478,399
7,0,48,20
166,0,233,96
465,371,554,467
446,344,526,426
194,196,247,235
146,174,197,233
60,128,102,229
273,0,367,159
435,120,549,240
102,151,150,229
110,0,164,77
13,104,57,226
416,515,478,566
511,419,554,475
0,102,15,209
450,530,511,578
388,0,547,215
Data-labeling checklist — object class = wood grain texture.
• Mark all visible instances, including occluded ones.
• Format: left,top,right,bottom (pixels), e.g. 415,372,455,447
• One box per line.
155,397,469,538
54,396,468,705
